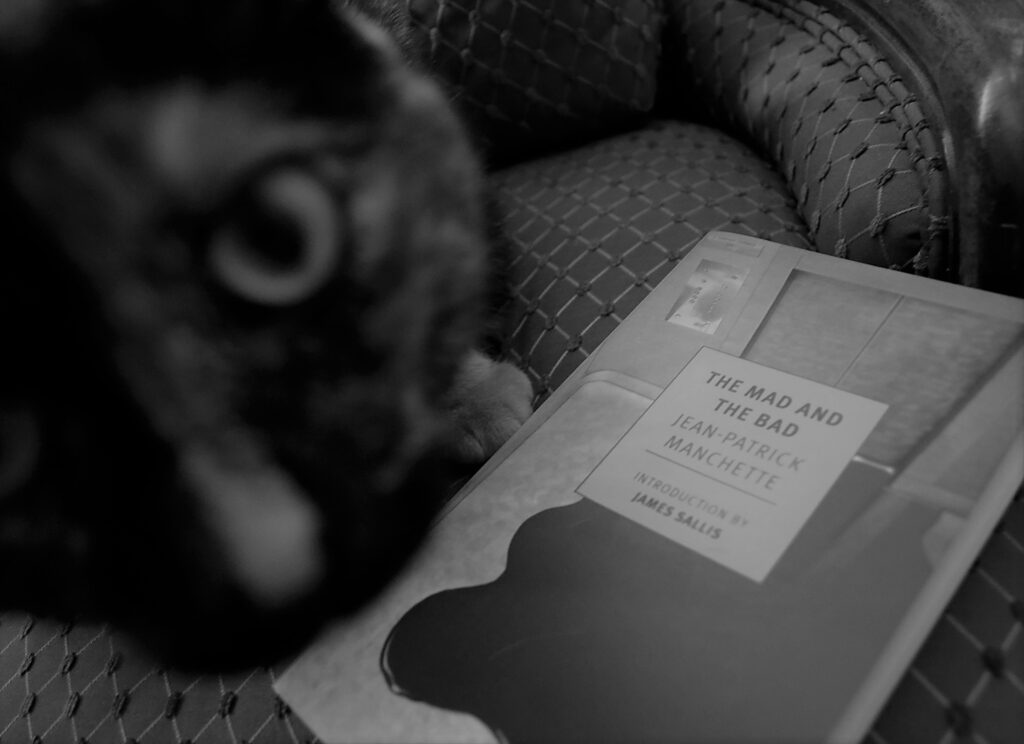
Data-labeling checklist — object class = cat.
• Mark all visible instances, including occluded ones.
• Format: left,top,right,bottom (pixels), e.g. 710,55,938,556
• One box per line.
0,0,532,670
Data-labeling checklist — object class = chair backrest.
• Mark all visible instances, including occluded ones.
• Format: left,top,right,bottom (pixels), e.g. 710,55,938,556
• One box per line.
410,0,1023,294
406,0,667,165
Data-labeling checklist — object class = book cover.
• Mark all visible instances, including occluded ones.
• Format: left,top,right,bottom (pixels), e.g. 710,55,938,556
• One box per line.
276,232,1024,743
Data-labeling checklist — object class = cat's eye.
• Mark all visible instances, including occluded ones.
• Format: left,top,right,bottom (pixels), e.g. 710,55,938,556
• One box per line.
208,170,342,306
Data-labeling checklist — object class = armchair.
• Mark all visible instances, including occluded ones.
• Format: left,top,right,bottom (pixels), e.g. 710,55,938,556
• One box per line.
2,1,1020,742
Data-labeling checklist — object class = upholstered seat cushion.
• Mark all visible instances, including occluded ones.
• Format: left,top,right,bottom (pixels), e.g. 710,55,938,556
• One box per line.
493,119,808,396
408,0,665,162
664,0,950,278
4,498,1023,743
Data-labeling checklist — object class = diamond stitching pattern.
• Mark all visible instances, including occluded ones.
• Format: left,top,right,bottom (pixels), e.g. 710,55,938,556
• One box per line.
407,0,665,161
0,618,318,743
494,120,809,399
667,0,951,278
871,490,1024,743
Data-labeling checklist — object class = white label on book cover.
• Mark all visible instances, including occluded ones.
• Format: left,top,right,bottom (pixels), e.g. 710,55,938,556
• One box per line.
577,347,888,581
667,259,749,334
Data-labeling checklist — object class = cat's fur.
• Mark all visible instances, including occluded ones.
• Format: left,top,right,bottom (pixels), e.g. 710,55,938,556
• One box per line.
0,0,531,670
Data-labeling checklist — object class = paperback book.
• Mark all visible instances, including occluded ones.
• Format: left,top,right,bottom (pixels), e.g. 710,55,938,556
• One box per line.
276,231,1024,743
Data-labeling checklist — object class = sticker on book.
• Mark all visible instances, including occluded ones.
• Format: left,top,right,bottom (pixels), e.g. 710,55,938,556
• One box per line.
667,259,748,334
577,347,888,582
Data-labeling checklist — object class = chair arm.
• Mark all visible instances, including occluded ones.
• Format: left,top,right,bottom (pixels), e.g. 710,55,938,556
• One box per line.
660,0,952,279
816,0,1024,294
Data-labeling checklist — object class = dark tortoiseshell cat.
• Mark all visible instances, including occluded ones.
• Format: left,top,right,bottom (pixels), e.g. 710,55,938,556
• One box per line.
0,0,532,669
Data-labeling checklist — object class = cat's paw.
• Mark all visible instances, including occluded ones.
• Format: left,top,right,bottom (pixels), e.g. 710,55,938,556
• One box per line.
445,350,534,462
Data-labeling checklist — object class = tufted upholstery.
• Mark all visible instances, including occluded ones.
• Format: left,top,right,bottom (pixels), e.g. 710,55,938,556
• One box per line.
493,120,810,397
0,622,308,743
3,1,1021,743
666,0,949,278
407,0,666,162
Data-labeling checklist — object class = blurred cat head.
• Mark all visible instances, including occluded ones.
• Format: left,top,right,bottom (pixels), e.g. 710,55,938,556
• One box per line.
0,0,488,669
